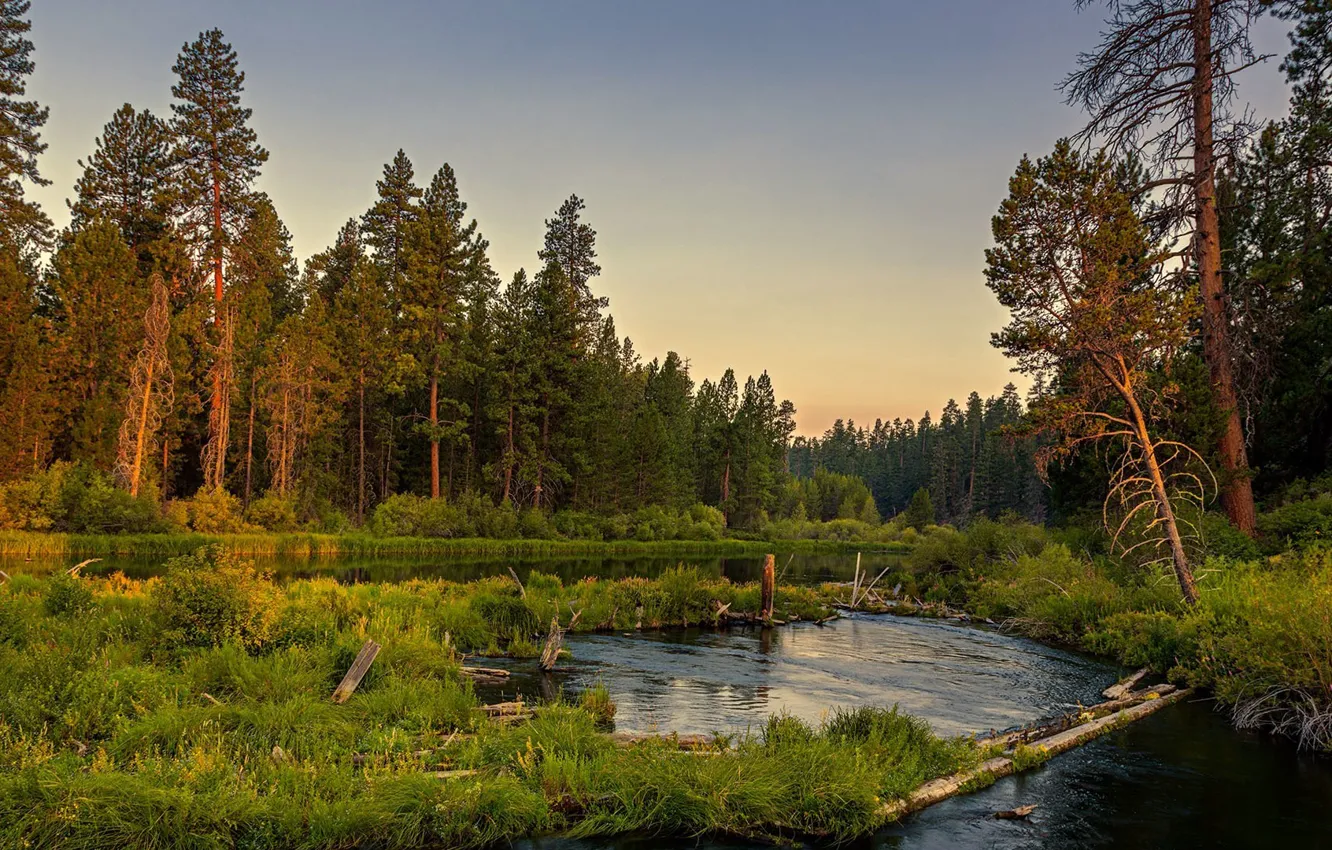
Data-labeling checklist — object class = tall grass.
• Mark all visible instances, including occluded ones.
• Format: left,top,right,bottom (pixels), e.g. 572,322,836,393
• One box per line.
904,517,1332,751
0,552,967,847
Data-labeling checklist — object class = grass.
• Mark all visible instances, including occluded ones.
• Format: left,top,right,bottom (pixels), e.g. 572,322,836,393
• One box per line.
0,529,908,561
894,517,1332,751
0,549,969,847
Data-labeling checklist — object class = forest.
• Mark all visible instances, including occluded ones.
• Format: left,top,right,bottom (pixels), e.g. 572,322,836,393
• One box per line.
0,8,1053,545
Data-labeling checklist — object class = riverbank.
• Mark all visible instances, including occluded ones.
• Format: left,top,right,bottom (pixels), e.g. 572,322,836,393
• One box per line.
898,518,1332,752
0,553,972,847
0,529,908,562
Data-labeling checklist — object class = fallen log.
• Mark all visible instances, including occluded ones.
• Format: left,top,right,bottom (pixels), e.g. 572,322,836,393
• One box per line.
975,684,1177,749
882,687,1194,822
332,639,381,704
460,665,510,682
609,731,715,750
431,769,481,780
1103,667,1150,700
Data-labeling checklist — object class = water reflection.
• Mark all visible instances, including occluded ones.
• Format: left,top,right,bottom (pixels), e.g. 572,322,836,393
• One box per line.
499,616,1332,850
3,550,905,587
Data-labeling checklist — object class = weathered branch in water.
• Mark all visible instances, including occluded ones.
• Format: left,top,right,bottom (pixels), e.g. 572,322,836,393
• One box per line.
882,686,1194,822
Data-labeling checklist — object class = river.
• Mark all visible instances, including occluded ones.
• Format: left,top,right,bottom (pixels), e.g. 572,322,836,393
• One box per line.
10,549,1331,847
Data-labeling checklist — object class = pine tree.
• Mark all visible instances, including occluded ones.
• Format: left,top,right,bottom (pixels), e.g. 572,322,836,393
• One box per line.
331,253,392,520
70,104,175,264
539,194,607,349
0,251,51,479
1063,0,1265,534
170,28,269,492
0,0,50,251
400,164,482,499
362,150,422,300
48,218,147,469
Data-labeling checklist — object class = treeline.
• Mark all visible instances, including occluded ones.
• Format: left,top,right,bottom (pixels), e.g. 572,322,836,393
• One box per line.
787,385,1046,526
0,16,798,532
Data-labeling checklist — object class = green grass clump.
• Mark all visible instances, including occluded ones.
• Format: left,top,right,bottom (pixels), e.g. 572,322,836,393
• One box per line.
0,552,977,847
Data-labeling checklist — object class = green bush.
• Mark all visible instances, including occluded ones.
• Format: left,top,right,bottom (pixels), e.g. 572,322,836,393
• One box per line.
245,493,299,532
0,462,163,533
152,546,282,650
42,574,93,617
186,489,250,534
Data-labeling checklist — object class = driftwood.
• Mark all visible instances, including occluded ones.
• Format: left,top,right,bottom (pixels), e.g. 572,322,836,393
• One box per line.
431,769,480,780
995,804,1037,820
882,687,1194,821
975,684,1177,749
67,558,101,576
539,611,581,671
460,665,510,683
332,639,381,703
507,566,526,598
1102,667,1150,700
609,731,716,750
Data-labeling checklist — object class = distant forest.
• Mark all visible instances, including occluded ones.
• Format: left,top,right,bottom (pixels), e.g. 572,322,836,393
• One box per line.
0,16,1043,534
789,386,1046,526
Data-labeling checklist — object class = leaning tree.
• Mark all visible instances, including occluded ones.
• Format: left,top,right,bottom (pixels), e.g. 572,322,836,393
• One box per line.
987,142,1211,603
1063,0,1272,535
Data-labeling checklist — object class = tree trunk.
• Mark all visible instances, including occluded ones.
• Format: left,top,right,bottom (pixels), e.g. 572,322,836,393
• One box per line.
1193,0,1256,536
208,169,227,490
1123,383,1200,604
127,356,157,498
429,376,440,499
502,401,515,504
358,371,366,523
243,388,255,508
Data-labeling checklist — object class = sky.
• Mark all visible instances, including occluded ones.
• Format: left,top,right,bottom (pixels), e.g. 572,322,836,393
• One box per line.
23,1,1295,436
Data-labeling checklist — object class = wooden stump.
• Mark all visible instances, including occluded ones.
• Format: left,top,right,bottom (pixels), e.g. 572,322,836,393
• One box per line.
760,553,775,622
332,639,381,703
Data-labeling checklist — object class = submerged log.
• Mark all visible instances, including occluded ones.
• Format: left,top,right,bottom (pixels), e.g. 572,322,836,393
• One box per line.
332,639,381,703
882,687,1194,821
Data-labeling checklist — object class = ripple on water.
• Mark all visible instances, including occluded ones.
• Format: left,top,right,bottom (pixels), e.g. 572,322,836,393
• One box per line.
547,614,1113,738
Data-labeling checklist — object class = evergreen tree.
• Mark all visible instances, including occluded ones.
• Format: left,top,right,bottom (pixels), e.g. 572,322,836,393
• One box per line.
0,0,50,251
48,218,147,469
70,104,175,264
400,164,483,499
362,150,422,300
170,28,268,493
539,194,607,348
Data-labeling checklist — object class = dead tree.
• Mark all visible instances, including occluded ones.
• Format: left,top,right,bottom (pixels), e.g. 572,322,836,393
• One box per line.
1062,0,1271,536
986,142,1212,603
115,274,174,498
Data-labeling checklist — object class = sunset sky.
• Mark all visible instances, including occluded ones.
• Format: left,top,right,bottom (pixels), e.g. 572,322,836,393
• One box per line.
25,0,1293,435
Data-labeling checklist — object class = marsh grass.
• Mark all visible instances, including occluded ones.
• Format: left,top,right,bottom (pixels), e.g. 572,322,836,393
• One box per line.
0,550,967,847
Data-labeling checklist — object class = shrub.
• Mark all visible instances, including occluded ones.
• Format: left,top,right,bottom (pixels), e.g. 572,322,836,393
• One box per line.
42,574,93,617
0,462,162,533
245,493,299,532
186,489,249,534
153,546,282,650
